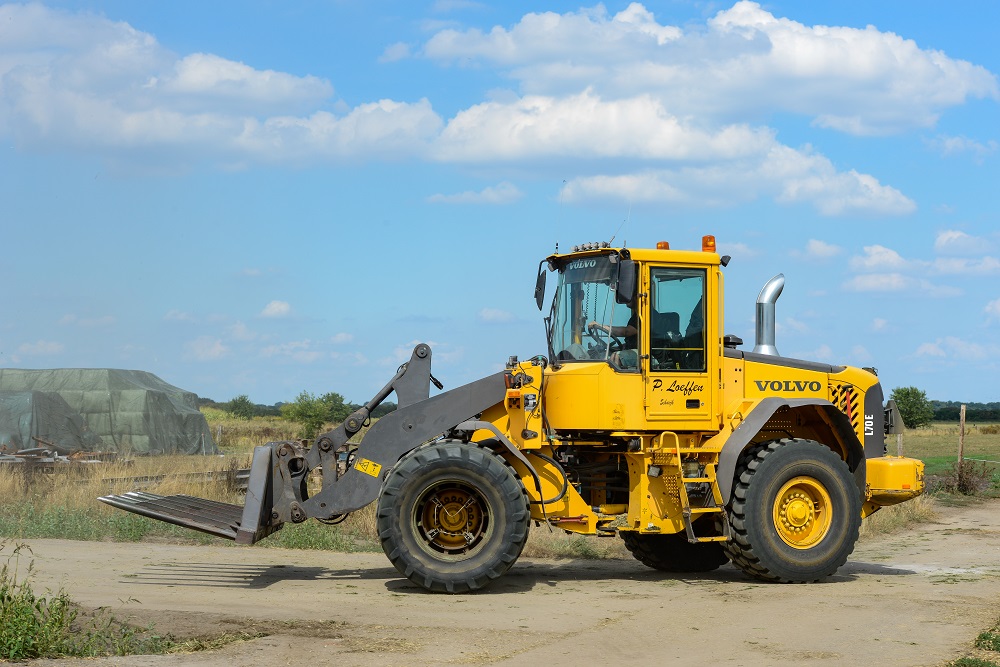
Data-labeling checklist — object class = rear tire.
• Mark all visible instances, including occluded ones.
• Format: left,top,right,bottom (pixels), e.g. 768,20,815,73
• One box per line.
621,532,728,572
376,441,529,593
723,438,861,583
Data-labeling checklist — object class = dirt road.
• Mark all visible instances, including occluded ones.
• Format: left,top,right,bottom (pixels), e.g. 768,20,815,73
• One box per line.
18,499,1000,667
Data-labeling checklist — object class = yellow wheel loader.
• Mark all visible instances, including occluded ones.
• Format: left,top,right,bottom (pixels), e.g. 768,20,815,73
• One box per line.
101,236,923,593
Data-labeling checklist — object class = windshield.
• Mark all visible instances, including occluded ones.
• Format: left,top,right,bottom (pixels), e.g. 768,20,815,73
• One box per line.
549,255,636,366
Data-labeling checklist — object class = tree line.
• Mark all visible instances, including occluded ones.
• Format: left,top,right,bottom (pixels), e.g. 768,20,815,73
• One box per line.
930,402,1000,422
891,387,998,429
207,392,397,438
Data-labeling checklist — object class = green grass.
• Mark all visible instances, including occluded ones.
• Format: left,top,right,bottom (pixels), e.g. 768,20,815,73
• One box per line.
977,624,1000,652
944,617,1000,667
901,422,1000,477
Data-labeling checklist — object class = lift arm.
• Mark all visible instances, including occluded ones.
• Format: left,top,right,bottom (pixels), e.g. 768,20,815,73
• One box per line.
99,344,506,544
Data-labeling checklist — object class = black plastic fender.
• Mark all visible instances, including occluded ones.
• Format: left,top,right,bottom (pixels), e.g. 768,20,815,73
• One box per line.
717,398,865,503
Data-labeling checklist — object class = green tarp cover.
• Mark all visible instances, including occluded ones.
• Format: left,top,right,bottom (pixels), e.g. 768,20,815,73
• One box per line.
0,390,104,454
0,369,217,455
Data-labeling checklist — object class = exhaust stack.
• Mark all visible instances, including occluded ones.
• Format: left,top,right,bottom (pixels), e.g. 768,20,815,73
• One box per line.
753,274,784,356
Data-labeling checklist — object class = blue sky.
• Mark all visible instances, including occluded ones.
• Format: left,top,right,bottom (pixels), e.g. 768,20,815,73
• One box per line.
0,1,997,405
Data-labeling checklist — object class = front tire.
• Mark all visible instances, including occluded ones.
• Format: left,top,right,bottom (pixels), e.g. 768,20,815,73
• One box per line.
376,441,529,593
723,438,862,583
621,532,729,573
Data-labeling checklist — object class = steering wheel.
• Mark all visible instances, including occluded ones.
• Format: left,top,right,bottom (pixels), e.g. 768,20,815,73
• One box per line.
586,323,624,352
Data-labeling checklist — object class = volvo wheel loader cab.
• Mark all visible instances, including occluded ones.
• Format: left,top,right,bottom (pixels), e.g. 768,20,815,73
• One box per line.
100,235,924,593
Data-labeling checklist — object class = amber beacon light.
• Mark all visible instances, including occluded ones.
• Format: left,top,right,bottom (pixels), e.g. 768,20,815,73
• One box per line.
656,241,670,250
702,235,716,252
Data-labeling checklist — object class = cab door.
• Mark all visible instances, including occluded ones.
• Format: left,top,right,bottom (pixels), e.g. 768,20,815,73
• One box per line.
643,265,716,428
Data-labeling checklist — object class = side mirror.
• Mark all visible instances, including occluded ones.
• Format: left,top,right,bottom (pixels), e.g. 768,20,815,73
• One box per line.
615,260,637,304
534,263,547,310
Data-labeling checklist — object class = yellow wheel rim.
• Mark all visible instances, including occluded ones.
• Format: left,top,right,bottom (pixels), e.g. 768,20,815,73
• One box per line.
772,476,832,549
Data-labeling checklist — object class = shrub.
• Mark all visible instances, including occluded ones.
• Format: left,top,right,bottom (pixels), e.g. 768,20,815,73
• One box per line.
937,460,995,496
280,391,352,439
225,395,256,420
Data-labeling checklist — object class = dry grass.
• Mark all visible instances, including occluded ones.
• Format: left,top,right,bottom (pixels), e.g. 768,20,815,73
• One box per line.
201,408,297,455
859,494,938,541
522,526,630,560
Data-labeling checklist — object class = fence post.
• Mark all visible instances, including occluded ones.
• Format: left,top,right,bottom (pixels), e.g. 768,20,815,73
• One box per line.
958,404,966,476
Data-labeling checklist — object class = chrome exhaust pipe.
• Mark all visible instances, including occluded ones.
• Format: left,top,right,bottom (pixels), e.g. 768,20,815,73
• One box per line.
753,274,784,356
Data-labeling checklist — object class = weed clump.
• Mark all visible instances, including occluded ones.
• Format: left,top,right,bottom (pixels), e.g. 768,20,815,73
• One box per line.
934,461,996,496
976,623,1000,652
0,541,262,661
0,542,176,660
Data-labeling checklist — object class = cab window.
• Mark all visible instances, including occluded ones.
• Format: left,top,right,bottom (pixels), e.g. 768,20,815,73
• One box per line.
649,268,706,372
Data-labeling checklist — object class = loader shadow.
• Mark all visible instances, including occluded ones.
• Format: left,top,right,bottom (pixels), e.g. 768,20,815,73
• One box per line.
382,559,918,595
125,559,916,592
126,562,401,589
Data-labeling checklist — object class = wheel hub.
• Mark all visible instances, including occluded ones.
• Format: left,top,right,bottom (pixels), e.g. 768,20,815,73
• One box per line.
773,476,833,549
416,482,488,556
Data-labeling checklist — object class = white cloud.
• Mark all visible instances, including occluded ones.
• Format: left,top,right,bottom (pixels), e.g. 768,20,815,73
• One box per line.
915,336,995,361
717,241,757,258
185,336,229,361
331,350,368,365
0,4,439,166
934,229,995,256
928,135,998,161
379,42,412,63
164,309,195,322
986,299,1000,321
849,345,872,363
915,341,946,358
423,1,997,136
229,321,257,341
436,91,774,162
0,2,988,215
477,308,515,323
17,340,64,356
559,141,914,215
260,300,291,318
775,317,808,334
425,4,681,66
259,340,323,363
428,181,523,204
793,343,833,361
842,273,959,297
330,333,354,344
58,314,115,327
849,245,910,272
842,273,910,292
803,239,841,258
872,318,889,332
931,256,1000,275
160,53,332,113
